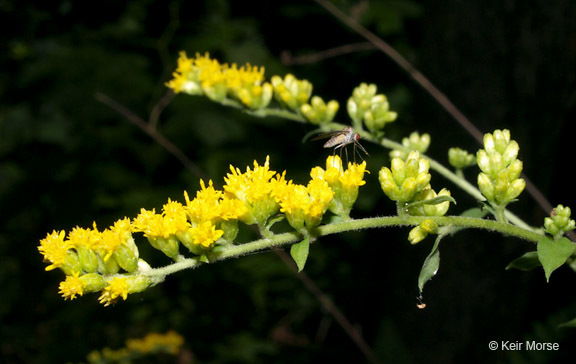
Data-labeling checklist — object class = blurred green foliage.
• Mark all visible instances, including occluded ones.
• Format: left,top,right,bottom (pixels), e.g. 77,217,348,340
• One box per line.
1,1,575,363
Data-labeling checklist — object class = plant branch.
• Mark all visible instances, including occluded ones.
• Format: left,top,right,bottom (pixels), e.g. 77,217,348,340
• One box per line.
94,92,209,181
142,215,544,279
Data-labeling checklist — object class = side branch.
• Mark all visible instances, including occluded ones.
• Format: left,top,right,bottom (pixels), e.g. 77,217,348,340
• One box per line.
143,215,544,279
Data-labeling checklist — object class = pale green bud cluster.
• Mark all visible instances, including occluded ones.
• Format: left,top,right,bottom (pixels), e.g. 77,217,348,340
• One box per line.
448,147,476,170
271,74,313,111
390,132,431,159
347,83,397,132
379,151,431,203
544,205,575,239
300,96,339,125
236,83,273,110
407,188,452,217
406,188,452,244
476,129,525,206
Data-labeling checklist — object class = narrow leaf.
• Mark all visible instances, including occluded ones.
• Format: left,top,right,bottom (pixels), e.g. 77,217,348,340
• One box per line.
558,316,576,328
290,237,310,272
537,237,575,282
506,251,541,271
406,195,456,210
265,214,285,231
418,235,441,293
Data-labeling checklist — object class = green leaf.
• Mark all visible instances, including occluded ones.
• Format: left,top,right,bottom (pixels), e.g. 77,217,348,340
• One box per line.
506,251,541,271
537,237,574,282
460,207,488,219
418,235,441,293
558,316,576,328
265,214,285,231
290,237,310,273
406,195,456,210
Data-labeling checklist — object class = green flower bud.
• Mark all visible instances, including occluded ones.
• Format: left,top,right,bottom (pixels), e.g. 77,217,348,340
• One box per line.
271,74,312,111
408,226,428,244
125,275,154,294
448,147,476,170
79,273,107,293
202,83,228,102
502,141,520,165
147,236,180,260
300,96,339,125
237,83,273,109
544,205,575,238
76,245,99,274
420,219,439,234
476,129,525,207
61,250,82,276
220,220,240,243
113,236,139,273
424,189,452,217
347,83,397,131
502,178,525,202
98,254,120,275
379,151,431,203
407,188,452,217
477,172,495,201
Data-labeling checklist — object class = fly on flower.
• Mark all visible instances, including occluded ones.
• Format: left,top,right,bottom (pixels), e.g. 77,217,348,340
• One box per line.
311,126,369,163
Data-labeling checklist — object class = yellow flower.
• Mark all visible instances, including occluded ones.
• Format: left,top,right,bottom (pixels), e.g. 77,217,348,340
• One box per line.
161,199,190,233
166,52,272,108
59,272,85,300
67,226,99,250
132,204,188,240
98,277,130,307
38,230,70,271
165,51,204,95
185,180,224,223
224,156,283,225
311,156,368,218
190,221,224,248
271,74,313,111
126,331,184,355
275,178,334,230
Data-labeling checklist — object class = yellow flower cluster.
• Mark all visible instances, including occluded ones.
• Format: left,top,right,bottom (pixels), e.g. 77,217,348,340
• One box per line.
166,51,272,109
38,156,367,305
87,331,184,363
310,155,368,218
166,52,339,124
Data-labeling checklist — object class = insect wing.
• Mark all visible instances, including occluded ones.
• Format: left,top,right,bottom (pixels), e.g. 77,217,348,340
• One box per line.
309,129,346,142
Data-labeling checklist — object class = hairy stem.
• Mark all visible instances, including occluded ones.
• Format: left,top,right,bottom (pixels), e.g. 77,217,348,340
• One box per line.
142,215,543,280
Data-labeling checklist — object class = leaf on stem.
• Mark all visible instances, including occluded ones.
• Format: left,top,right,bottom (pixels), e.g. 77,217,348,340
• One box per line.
558,316,576,328
406,195,456,210
418,235,441,293
265,214,285,231
459,207,488,219
505,251,541,271
537,237,574,282
290,237,310,272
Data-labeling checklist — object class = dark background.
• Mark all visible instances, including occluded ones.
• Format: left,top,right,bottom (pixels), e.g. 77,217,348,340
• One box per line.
2,0,576,363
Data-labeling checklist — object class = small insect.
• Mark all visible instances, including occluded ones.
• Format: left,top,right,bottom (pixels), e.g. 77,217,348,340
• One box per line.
311,126,369,163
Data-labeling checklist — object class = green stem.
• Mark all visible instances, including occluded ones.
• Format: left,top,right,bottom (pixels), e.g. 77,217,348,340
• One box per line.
141,215,543,280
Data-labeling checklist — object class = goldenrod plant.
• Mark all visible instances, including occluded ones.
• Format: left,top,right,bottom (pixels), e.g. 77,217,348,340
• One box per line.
39,52,575,312
85,331,184,364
